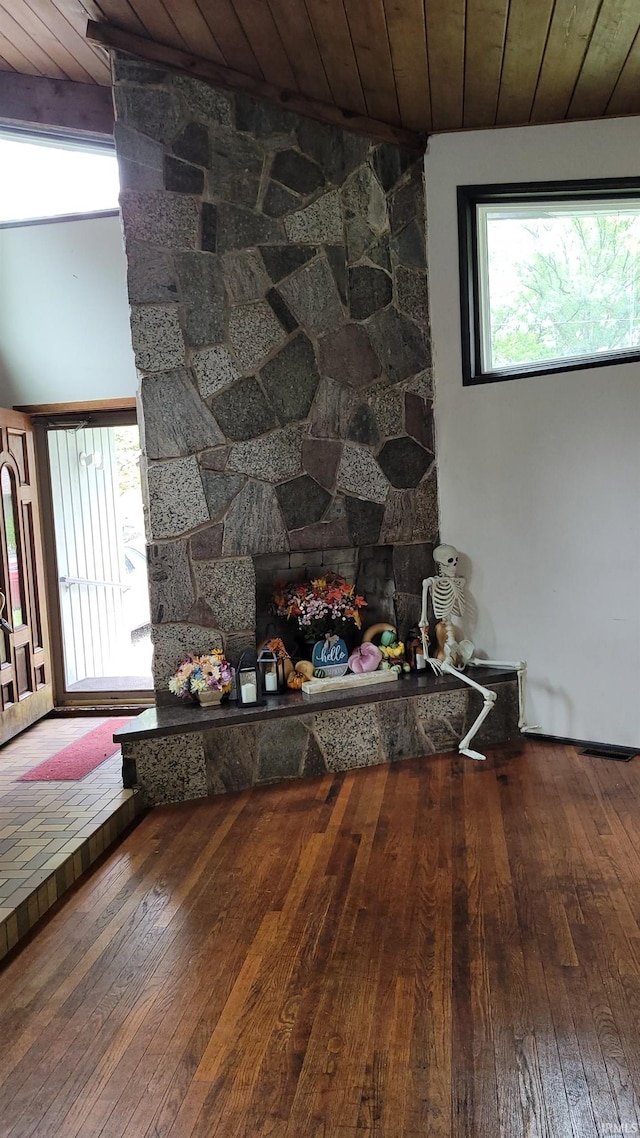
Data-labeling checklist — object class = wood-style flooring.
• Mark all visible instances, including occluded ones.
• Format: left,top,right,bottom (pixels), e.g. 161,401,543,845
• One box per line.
1,740,639,1137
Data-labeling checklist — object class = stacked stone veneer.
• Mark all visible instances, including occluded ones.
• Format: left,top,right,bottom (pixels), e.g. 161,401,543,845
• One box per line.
112,54,435,695
123,679,519,806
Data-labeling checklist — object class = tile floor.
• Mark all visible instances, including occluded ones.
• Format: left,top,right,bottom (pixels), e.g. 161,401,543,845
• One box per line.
0,716,142,963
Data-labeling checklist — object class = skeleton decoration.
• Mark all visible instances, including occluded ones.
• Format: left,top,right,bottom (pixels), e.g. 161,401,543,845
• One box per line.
419,543,531,761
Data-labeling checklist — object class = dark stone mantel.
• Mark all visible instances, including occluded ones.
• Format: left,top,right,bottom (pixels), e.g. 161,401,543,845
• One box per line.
115,665,517,743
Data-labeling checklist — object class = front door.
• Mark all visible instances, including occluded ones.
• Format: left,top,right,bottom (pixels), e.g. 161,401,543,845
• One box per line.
0,408,52,744
40,411,152,705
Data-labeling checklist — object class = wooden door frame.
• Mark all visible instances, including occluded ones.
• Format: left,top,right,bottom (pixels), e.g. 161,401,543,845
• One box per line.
32,402,153,710
0,407,54,742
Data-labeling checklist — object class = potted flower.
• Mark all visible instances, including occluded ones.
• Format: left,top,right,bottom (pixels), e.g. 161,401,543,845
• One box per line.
271,574,367,670
168,649,233,706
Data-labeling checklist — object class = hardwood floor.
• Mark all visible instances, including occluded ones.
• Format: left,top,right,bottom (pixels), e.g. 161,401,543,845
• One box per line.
0,740,639,1137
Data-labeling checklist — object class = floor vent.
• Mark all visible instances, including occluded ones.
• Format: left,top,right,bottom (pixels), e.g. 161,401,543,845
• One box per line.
580,745,638,762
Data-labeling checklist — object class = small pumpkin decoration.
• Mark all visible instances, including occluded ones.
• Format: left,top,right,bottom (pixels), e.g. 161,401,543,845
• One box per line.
366,625,405,659
361,623,409,673
381,639,405,660
287,660,316,690
362,622,396,644
348,642,382,673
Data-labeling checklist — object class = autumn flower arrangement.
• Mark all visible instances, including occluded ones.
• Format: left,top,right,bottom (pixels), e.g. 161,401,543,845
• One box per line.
271,573,367,643
168,649,233,700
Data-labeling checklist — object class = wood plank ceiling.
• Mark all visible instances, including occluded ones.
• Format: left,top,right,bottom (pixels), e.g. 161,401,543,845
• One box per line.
1,0,640,135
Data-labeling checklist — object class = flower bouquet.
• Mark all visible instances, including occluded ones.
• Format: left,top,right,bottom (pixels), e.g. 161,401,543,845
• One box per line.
271,573,367,648
168,649,233,706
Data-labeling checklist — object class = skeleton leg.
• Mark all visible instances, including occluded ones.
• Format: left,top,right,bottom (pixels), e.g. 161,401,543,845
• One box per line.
469,658,538,731
440,660,497,761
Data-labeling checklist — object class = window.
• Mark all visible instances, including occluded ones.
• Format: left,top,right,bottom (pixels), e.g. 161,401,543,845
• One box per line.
0,129,119,226
458,179,640,384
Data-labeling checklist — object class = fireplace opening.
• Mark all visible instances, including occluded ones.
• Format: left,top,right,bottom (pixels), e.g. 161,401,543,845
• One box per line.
254,545,407,659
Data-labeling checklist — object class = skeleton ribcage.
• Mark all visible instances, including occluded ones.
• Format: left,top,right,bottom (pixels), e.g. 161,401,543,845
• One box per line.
431,578,465,620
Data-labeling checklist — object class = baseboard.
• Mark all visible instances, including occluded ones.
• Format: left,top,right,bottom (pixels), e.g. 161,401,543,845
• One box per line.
526,730,639,758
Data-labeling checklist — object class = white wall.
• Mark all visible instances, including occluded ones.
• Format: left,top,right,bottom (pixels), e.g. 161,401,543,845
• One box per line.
0,212,137,406
425,117,640,747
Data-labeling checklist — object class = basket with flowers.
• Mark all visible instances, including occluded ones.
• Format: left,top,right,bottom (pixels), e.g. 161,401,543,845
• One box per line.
168,649,233,705
271,573,367,647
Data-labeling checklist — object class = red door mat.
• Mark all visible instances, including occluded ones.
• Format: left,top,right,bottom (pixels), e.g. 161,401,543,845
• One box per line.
19,718,133,782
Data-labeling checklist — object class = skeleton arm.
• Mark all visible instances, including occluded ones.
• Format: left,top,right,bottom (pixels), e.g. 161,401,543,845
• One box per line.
419,576,435,630
419,576,436,666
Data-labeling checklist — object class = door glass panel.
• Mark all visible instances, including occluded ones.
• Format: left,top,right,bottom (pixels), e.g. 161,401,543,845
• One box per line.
48,424,152,694
1,465,25,628
22,503,43,648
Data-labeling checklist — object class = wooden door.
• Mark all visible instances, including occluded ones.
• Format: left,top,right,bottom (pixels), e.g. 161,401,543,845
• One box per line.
0,409,52,744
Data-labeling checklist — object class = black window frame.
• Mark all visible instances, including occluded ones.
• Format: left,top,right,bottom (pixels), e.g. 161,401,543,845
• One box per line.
458,177,640,386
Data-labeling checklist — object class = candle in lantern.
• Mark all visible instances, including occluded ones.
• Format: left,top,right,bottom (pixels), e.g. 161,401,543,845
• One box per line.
240,679,257,703
264,670,278,692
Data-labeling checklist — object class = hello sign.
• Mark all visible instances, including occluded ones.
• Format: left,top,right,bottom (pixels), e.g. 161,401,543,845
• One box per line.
312,635,349,678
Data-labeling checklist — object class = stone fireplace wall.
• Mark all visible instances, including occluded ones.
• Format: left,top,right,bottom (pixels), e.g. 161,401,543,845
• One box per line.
111,54,436,695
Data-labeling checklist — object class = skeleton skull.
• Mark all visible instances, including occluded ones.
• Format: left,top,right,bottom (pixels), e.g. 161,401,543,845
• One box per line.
433,544,459,577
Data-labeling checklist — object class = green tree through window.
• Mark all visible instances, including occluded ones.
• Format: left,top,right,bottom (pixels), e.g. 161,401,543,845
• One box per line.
489,213,640,368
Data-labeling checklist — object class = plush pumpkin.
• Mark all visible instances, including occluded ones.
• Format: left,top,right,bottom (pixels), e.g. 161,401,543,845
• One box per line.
287,672,305,690
348,642,383,673
294,660,315,681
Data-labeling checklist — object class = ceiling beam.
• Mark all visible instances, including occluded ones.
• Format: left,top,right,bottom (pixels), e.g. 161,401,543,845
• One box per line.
86,20,426,152
0,71,113,137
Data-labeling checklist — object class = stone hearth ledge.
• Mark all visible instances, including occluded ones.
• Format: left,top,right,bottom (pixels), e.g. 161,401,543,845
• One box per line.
115,668,520,806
